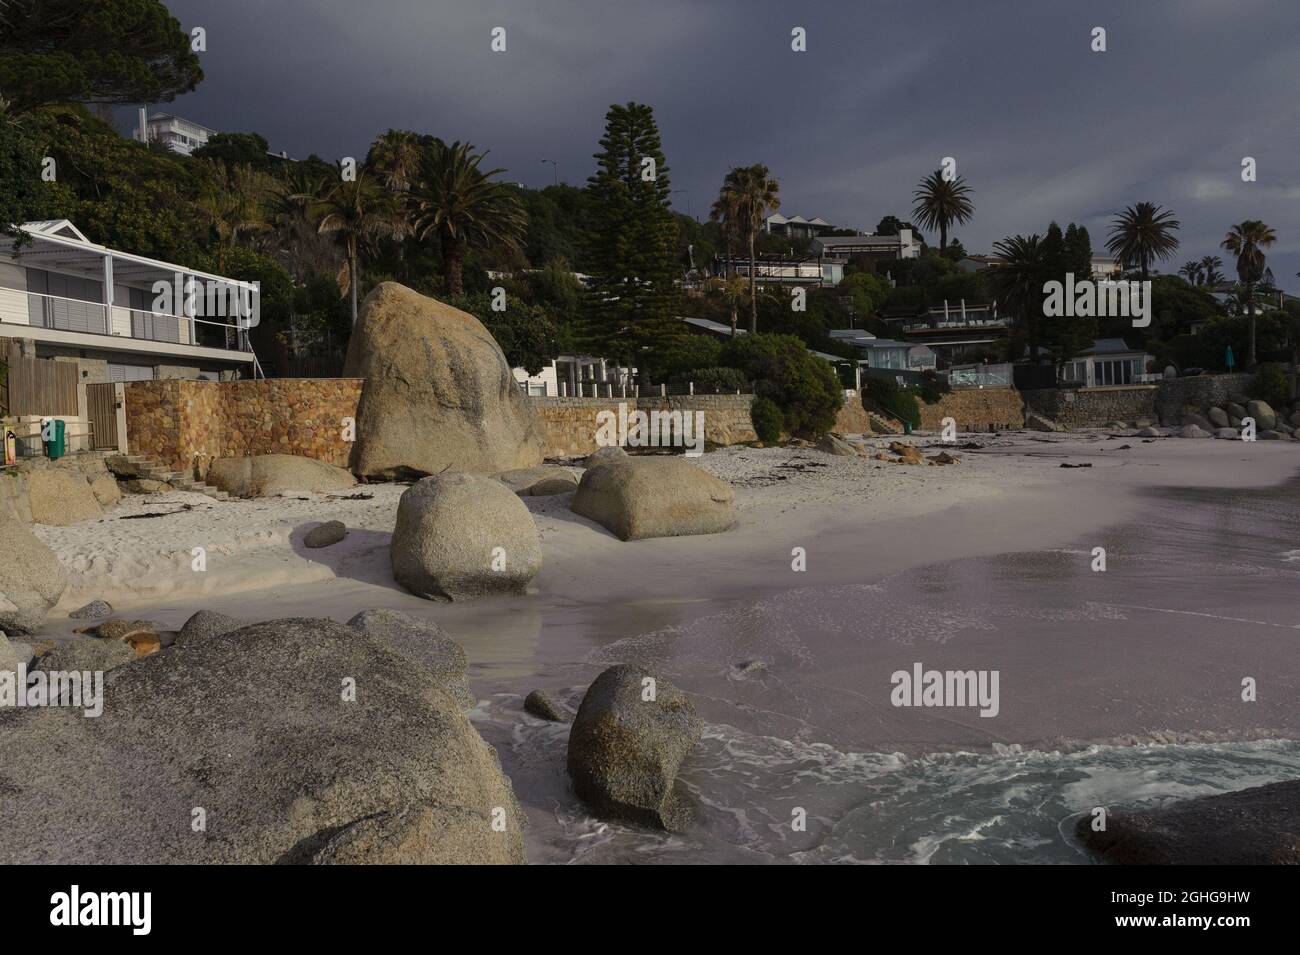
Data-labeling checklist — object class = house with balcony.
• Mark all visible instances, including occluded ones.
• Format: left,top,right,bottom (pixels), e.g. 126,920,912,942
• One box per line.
142,112,216,156
1056,339,1154,387
714,253,844,287
762,213,839,239
812,229,922,262
0,220,261,450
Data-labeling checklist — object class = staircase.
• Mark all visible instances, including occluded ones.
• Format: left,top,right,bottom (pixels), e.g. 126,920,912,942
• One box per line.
105,454,230,501
866,410,905,435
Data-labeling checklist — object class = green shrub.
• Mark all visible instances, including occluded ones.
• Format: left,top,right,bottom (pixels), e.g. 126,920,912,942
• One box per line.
916,370,951,405
1252,365,1289,408
862,375,920,427
719,333,843,436
671,366,748,393
750,396,783,443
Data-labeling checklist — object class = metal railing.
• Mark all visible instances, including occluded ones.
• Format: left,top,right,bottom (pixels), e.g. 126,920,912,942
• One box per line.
0,287,251,353
948,362,1014,389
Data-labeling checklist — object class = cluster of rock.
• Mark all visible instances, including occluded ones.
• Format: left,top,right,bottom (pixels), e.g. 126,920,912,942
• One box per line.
0,455,118,526
0,609,524,864
1128,399,1300,440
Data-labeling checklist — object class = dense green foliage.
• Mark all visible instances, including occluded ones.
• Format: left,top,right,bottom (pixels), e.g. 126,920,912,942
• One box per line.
670,365,748,393
862,375,920,427
1251,365,1289,408
749,395,784,443
0,0,202,113
719,333,842,436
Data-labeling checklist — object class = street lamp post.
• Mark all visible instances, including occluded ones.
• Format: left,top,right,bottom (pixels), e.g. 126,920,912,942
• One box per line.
540,158,558,186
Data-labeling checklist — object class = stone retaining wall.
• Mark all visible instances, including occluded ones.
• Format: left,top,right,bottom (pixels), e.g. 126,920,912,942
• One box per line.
1022,385,1159,428
1154,374,1253,424
917,388,1026,431
528,395,756,459
124,379,362,476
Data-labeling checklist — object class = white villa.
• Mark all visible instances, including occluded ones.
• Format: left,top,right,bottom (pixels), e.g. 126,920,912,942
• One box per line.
1057,338,1154,387
141,111,216,156
813,230,921,261
0,220,260,450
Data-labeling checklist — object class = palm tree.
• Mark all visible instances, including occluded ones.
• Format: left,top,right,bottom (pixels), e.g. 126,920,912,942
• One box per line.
911,168,974,251
311,164,403,328
1221,219,1277,367
989,234,1045,361
195,161,271,273
708,189,741,282
1199,254,1225,286
410,140,526,297
716,164,780,333
1178,260,1202,284
266,163,331,282
368,129,424,194
1105,202,1180,279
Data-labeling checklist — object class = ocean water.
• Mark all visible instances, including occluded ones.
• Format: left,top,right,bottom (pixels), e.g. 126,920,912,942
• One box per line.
472,478,1300,864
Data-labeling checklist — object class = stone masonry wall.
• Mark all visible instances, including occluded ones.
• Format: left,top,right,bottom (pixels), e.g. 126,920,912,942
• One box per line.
1154,374,1253,424
124,379,362,476
1021,386,1159,428
528,395,756,459
917,388,1026,431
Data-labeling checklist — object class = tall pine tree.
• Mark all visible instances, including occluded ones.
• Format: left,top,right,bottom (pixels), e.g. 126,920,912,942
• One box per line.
583,102,682,379
1041,221,1097,365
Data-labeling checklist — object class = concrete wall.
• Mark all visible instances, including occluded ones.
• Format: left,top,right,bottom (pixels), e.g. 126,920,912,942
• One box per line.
918,388,1026,431
124,378,363,476
527,395,756,459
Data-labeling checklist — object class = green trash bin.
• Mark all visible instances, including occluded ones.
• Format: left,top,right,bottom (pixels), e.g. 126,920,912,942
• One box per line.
44,418,66,460
903,420,913,435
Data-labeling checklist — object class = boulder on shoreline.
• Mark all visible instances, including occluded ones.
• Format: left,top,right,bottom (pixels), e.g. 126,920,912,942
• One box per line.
345,283,544,479
206,454,355,499
0,514,67,634
570,457,737,541
566,665,703,831
0,617,526,864
26,470,103,525
523,689,568,722
581,446,628,470
174,610,248,646
391,472,542,600
496,466,578,496
347,609,473,709
1246,400,1277,431
1075,780,1300,864
304,520,347,548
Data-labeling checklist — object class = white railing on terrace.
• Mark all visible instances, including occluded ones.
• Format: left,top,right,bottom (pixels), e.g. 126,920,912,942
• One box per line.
948,362,1014,389
0,287,250,352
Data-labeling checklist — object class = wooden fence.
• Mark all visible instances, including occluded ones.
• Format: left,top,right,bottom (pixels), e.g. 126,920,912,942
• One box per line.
0,341,80,416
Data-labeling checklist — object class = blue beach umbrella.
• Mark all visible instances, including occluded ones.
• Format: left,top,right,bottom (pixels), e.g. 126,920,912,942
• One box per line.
1225,345,1235,371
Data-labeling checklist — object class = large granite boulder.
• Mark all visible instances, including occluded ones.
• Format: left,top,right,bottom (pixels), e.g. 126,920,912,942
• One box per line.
566,664,703,831
1207,406,1230,428
390,472,541,601
173,610,248,647
1076,780,1300,864
346,609,473,709
0,515,67,633
344,283,544,479
26,470,102,525
0,618,525,863
1246,399,1277,430
206,454,355,498
570,458,737,541
89,473,121,507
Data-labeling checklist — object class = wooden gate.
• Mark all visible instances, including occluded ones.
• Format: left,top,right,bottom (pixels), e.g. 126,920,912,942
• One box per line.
86,381,120,450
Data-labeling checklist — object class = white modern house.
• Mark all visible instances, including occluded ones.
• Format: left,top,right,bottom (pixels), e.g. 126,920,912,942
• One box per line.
812,229,922,261
763,213,839,239
1057,338,1153,387
0,220,260,449
830,329,938,371
141,111,216,156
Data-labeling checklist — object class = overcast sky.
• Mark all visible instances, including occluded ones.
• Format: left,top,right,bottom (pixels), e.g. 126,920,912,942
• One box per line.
147,0,1300,284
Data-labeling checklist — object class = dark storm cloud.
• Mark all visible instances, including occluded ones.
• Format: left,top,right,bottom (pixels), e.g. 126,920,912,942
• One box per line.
156,0,1300,280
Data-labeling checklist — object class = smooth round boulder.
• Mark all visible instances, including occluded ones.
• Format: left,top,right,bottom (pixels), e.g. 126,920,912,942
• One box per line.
174,610,248,647
0,618,526,864
344,283,544,479
1208,407,1230,428
581,446,628,470
0,515,67,634
496,466,578,496
89,473,122,507
346,609,473,709
1214,427,1240,440
570,457,737,541
523,689,567,722
566,664,703,831
26,470,103,525
304,520,347,548
390,472,541,601
1246,400,1277,430
206,454,355,498
1176,424,1212,439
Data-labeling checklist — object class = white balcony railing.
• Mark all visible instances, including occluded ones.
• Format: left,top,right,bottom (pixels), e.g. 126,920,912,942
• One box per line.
0,286,249,352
